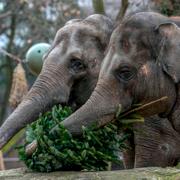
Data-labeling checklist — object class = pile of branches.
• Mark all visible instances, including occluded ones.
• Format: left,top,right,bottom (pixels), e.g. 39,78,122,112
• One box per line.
18,105,129,172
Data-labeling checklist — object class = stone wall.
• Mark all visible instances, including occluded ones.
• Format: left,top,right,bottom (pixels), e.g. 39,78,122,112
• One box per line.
0,167,180,180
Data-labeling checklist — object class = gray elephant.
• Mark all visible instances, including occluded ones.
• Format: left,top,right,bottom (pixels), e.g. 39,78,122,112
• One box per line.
57,12,180,168
0,14,113,149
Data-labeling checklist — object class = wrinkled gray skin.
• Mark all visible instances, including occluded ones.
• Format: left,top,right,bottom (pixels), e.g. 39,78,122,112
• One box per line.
62,12,180,168
0,14,113,149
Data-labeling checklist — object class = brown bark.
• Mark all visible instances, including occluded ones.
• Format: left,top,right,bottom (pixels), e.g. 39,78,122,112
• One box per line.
0,151,5,170
92,0,105,14
116,0,129,24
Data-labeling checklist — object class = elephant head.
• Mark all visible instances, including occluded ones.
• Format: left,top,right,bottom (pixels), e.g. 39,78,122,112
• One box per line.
61,12,180,135
0,14,113,149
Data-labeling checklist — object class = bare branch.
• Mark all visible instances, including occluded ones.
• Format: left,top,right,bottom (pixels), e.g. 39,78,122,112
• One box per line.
0,25,10,34
0,11,12,19
116,0,129,24
119,96,168,118
92,0,105,14
0,47,21,63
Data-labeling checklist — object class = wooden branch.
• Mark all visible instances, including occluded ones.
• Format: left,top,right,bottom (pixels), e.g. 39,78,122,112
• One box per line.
0,47,21,63
0,24,10,34
92,0,105,14
119,96,168,118
105,96,168,126
116,0,129,23
0,151,5,170
0,11,11,19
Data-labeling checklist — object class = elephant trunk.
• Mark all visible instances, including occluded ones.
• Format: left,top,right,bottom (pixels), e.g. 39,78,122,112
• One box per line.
0,68,70,149
62,80,123,135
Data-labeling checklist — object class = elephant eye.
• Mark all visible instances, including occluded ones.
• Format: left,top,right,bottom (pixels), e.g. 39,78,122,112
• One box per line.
70,59,86,73
116,66,136,82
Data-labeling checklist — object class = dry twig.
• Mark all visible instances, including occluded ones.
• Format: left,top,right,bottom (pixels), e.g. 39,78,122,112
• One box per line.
119,96,168,118
0,11,11,19
0,47,21,63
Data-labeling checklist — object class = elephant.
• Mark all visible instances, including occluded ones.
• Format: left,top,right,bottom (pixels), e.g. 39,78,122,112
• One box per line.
57,12,180,168
0,14,114,149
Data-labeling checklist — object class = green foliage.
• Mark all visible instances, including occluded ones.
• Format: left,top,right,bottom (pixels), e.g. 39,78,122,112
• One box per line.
160,0,180,16
160,0,172,16
18,105,128,172
173,2,180,16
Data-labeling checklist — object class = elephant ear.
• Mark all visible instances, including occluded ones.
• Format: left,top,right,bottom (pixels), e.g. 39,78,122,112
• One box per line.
156,22,180,83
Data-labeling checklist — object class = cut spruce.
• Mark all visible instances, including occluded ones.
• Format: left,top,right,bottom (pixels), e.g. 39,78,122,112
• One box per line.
18,105,128,172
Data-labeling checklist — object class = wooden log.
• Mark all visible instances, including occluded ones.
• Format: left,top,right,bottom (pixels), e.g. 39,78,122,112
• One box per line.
0,167,180,179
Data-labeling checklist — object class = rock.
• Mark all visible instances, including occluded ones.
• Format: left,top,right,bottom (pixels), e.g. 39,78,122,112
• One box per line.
0,167,180,180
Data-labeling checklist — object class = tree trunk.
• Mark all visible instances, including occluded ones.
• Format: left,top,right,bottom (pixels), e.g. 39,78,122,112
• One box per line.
92,0,105,14
116,0,129,24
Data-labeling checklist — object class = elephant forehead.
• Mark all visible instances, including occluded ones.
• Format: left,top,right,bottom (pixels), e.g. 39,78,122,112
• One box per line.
100,51,129,77
56,23,99,42
52,28,101,58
